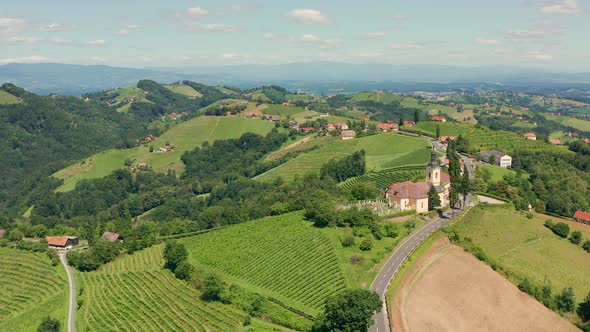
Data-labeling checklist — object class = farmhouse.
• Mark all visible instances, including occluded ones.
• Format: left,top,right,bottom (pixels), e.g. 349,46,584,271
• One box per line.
377,123,399,132
573,210,590,225
281,102,294,107
263,114,281,122
479,150,512,168
523,132,537,140
440,136,456,144
341,130,356,140
403,121,416,127
138,162,148,169
326,124,336,131
102,231,121,242
335,122,349,130
549,139,561,145
46,236,79,249
584,138,590,144
431,115,446,122
300,127,314,134
385,151,451,213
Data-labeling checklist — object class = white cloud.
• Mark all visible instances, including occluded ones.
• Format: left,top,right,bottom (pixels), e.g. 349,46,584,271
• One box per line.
0,55,52,64
301,34,321,42
475,37,500,45
287,9,330,24
126,24,140,30
390,42,422,49
527,51,553,60
187,7,209,18
195,24,239,32
9,36,41,44
86,39,106,46
221,53,243,59
541,0,581,14
366,31,386,39
90,56,107,62
115,29,129,36
0,17,25,34
39,23,76,32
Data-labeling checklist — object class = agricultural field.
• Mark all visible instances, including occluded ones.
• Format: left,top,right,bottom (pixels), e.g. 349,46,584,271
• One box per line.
261,104,308,118
545,114,590,132
0,248,67,332
339,166,424,191
181,212,348,316
286,94,326,103
451,205,590,302
409,121,565,153
107,87,152,113
390,238,578,332
77,244,284,332
256,133,431,182
0,90,20,104
53,116,274,192
163,84,202,98
350,91,404,104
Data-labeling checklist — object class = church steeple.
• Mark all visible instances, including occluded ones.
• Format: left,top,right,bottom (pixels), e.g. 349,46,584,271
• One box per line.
426,148,441,186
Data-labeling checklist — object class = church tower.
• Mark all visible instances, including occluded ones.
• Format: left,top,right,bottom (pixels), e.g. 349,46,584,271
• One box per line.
426,149,441,186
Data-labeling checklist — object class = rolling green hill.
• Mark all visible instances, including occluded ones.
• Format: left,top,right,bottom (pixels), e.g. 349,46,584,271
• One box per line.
53,116,274,192
0,248,67,332
77,244,287,332
256,133,431,182
181,212,348,316
106,87,153,113
163,84,203,98
0,90,20,104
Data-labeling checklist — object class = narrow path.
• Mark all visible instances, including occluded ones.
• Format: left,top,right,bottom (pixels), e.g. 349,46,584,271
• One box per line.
58,251,76,332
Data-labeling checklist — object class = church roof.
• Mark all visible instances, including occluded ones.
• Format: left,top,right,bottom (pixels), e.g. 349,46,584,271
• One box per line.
387,181,430,199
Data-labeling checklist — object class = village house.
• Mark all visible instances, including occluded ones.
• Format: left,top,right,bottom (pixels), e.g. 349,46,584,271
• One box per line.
264,114,281,122
326,124,336,131
584,138,590,144
138,162,148,169
439,136,456,144
573,210,590,225
431,115,446,123
158,145,175,153
403,121,416,127
143,134,156,143
385,151,451,213
335,122,349,130
0,229,5,239
341,130,356,140
523,132,537,140
377,123,399,132
300,127,314,134
243,110,262,119
46,236,79,249
479,150,512,168
281,102,294,107
549,139,561,145
102,231,121,243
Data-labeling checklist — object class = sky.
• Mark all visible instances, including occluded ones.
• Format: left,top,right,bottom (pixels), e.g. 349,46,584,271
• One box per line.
1,0,589,70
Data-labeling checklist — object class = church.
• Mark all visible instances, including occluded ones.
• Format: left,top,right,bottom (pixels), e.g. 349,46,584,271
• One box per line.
385,151,451,213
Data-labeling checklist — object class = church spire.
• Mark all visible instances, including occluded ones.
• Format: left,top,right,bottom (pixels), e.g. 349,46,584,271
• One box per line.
429,148,438,168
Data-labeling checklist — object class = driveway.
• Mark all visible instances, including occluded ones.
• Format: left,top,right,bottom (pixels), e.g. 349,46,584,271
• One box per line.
58,251,76,332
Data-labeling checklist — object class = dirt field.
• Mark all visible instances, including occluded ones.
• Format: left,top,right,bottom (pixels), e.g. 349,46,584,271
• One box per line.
391,238,579,332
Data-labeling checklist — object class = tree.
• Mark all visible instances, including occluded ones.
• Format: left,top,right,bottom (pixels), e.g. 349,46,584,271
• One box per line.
313,289,381,332
350,182,377,200
413,109,420,123
398,115,404,127
359,239,373,251
435,125,441,139
163,241,188,270
583,240,590,253
570,231,583,245
551,222,570,238
460,167,471,208
427,185,441,211
174,261,194,280
202,274,224,301
578,292,590,322
37,316,60,332
489,155,497,166
555,287,576,313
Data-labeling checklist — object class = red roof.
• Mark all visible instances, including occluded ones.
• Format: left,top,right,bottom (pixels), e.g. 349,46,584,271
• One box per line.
387,181,430,199
377,123,397,130
584,138,590,144
549,139,561,145
573,210,590,222
440,172,451,184
102,231,120,242
45,236,69,247
523,132,536,138
431,116,445,122
440,136,456,143
300,127,314,133
403,121,416,127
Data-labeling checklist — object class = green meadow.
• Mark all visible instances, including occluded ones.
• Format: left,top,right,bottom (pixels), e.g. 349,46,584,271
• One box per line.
0,90,20,104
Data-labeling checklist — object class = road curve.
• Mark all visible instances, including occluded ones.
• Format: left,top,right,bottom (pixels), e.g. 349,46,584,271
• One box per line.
368,217,448,332
58,251,76,332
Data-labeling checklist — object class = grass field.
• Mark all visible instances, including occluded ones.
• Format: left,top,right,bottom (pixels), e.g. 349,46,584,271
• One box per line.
544,114,590,132
261,104,308,118
452,205,590,302
181,212,348,316
77,244,287,332
0,248,67,332
478,164,519,183
107,87,152,112
163,84,202,98
0,90,20,104
53,116,274,192
286,94,326,103
256,133,430,182
350,92,404,104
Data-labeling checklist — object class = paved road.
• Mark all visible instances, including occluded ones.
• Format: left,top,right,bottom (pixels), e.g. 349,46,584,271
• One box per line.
368,216,448,332
59,251,76,332
477,194,506,205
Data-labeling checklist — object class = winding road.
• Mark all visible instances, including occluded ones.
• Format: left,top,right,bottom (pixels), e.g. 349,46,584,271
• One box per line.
58,251,76,332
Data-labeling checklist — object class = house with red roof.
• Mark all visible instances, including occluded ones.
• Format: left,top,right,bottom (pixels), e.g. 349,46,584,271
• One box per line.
326,124,336,131
573,210,590,225
584,138,590,144
341,130,356,140
440,136,456,144
403,121,416,127
385,150,451,213
549,139,561,145
102,231,121,243
335,122,349,130
523,132,537,140
46,236,79,249
300,127,314,134
431,115,446,122
377,123,399,132
281,102,294,107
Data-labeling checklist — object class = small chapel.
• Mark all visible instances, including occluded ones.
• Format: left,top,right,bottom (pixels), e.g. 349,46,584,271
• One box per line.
385,150,451,213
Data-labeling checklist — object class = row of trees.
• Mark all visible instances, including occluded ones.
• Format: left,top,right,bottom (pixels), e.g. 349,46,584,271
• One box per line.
320,150,366,183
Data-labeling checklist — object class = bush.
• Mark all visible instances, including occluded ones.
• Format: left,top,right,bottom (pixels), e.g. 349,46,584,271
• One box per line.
583,240,590,253
340,234,355,247
174,261,194,280
570,231,583,245
46,250,60,266
550,222,570,238
359,239,373,251
382,224,399,238
526,212,533,219
555,287,576,313
37,316,60,332
202,274,224,301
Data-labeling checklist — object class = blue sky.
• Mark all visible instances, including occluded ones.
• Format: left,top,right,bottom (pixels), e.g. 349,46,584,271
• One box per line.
1,0,589,70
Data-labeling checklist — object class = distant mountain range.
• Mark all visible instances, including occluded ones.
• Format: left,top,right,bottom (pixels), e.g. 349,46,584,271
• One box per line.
1,62,590,96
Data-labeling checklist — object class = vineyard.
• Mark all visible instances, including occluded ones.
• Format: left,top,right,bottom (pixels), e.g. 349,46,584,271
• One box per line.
0,248,67,332
78,244,249,331
339,166,424,191
261,104,308,117
181,212,348,315
257,133,430,182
